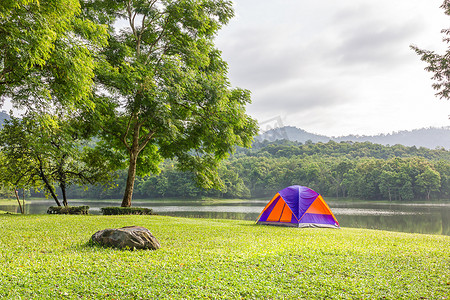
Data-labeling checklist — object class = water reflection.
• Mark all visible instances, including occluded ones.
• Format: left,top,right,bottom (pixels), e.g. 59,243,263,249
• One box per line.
333,208,416,216
1,199,449,236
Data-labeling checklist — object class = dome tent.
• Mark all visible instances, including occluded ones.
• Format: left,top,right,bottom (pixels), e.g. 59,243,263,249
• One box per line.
256,185,340,228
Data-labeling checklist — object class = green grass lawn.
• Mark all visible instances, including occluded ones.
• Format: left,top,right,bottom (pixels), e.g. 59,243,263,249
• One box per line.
0,215,448,299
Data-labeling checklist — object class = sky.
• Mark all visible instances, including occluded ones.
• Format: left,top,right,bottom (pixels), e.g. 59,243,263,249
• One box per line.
215,0,450,137
2,0,448,137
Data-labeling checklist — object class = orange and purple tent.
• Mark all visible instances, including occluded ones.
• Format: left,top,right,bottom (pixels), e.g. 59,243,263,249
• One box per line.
256,185,340,228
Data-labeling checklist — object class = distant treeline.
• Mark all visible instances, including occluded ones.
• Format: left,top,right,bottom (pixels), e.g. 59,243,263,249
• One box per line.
22,140,450,201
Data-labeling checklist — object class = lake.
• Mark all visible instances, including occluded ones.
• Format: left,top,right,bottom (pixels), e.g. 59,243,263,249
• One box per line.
1,198,449,236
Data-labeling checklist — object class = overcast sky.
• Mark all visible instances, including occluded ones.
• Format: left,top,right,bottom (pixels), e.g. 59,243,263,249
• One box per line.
215,0,450,137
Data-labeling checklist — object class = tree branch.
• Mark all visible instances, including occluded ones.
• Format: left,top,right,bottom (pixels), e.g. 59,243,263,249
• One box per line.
0,67,13,82
146,15,171,64
121,113,136,152
127,0,137,38
11,167,34,187
138,130,155,153
136,15,147,56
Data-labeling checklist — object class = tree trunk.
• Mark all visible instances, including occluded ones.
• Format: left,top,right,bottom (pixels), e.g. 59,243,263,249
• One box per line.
22,189,25,213
14,188,24,214
121,150,139,207
60,182,68,207
41,171,61,206
58,157,68,207
37,159,61,206
120,118,154,207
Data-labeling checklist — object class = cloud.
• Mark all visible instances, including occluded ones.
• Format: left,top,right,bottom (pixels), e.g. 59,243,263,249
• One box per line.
219,1,425,92
248,77,357,118
219,26,310,90
329,15,424,70
216,0,450,136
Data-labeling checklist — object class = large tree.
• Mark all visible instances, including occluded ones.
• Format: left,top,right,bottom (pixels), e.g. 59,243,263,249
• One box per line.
0,1,110,206
411,0,450,101
0,0,107,111
84,0,258,207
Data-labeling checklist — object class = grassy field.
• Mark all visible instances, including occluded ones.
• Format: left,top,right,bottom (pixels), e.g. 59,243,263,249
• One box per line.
0,215,448,299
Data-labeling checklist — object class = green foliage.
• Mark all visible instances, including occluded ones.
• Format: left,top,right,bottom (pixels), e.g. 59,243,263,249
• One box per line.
47,206,89,215
0,114,113,207
416,167,442,200
101,207,154,215
0,0,108,110
0,215,448,298
411,0,450,100
0,178,11,199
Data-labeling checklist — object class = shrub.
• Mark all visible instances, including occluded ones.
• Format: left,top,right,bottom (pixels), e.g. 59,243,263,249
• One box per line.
101,207,154,215
47,206,90,215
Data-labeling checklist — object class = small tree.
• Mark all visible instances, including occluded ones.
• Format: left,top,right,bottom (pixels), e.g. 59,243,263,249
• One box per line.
411,0,450,101
0,114,112,207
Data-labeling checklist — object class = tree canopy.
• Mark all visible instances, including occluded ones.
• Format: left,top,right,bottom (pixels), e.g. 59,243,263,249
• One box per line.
0,0,107,111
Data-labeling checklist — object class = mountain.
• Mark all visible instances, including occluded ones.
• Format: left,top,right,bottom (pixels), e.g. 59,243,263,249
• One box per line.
0,110,10,127
334,128,450,149
257,126,330,144
257,126,450,149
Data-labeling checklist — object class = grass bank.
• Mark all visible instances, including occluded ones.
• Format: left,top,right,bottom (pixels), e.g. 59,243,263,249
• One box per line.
0,199,20,205
0,215,448,299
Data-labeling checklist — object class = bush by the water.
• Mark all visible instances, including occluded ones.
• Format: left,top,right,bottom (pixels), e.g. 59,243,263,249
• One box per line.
47,206,89,215
101,207,153,215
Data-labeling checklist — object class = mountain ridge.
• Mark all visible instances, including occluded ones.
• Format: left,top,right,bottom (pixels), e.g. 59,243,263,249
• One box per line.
257,125,450,149
0,110,10,126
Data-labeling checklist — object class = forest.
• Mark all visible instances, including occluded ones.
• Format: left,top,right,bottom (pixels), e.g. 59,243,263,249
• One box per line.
13,139,448,202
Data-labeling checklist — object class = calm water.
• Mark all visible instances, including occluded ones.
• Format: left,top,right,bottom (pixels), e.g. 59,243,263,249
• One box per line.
1,198,449,236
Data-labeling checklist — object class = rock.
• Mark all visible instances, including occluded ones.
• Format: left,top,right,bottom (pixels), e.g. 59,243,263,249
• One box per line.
91,226,160,250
